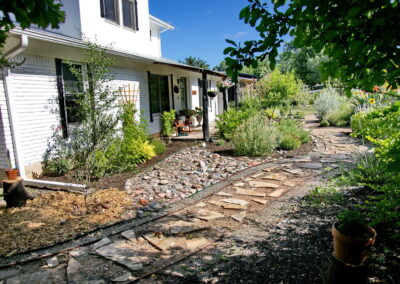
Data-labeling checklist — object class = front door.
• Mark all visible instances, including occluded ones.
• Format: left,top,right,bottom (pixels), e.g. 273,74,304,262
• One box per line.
178,77,188,110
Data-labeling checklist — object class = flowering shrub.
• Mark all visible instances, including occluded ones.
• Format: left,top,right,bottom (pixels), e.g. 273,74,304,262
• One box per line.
216,79,234,89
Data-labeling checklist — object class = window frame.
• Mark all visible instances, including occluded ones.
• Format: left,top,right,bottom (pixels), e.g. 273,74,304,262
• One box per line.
100,0,120,25
122,0,139,31
148,73,170,121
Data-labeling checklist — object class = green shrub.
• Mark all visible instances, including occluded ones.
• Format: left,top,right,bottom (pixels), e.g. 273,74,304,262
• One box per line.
150,139,166,155
256,70,302,107
231,114,278,156
42,157,73,176
320,120,329,127
161,110,176,137
277,119,311,144
337,210,368,236
326,101,354,126
216,108,256,140
264,108,280,120
279,135,301,150
314,88,342,120
306,186,344,206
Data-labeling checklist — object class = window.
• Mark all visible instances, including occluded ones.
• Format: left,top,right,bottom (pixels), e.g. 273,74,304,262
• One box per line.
62,63,83,124
149,74,169,114
178,77,188,109
122,0,139,30
100,0,120,24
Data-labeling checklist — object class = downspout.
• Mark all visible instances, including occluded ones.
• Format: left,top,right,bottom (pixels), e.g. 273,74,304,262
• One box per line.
2,34,86,190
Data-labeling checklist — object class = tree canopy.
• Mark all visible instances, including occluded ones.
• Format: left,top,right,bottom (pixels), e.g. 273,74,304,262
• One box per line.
0,0,65,49
179,56,210,69
224,0,400,89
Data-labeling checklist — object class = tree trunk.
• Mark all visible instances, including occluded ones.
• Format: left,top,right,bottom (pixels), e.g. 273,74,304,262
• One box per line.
223,89,228,111
3,178,34,208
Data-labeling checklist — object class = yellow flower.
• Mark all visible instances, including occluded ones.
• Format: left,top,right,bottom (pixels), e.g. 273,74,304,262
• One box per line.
369,98,376,104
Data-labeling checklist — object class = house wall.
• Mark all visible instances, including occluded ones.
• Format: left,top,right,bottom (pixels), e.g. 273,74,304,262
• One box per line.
79,0,161,58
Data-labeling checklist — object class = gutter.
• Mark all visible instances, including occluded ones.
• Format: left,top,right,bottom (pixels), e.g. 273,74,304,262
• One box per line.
2,34,86,190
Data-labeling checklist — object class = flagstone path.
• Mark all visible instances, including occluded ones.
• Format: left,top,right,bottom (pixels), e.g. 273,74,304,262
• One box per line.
0,116,367,284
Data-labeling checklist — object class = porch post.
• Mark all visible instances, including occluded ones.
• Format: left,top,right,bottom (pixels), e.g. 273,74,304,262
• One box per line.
202,70,210,142
223,88,228,112
234,83,239,107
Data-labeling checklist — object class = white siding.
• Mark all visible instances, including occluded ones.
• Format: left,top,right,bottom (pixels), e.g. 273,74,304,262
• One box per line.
10,55,60,166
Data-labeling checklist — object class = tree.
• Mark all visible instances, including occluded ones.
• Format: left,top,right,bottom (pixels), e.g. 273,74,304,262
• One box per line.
179,56,210,69
213,60,227,72
279,41,327,87
241,59,270,77
223,0,400,90
0,0,65,49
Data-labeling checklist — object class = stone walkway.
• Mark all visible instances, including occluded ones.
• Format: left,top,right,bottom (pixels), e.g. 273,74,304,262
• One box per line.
0,116,367,284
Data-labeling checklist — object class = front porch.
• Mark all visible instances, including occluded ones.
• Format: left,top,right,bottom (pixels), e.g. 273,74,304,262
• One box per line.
171,121,218,141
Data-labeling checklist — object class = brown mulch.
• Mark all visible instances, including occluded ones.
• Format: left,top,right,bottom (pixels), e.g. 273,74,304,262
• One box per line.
0,189,132,256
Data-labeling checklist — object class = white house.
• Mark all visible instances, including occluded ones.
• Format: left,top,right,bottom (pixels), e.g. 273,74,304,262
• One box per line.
0,0,232,182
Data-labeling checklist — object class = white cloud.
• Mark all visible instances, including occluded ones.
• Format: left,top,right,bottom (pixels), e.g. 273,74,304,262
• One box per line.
223,31,248,40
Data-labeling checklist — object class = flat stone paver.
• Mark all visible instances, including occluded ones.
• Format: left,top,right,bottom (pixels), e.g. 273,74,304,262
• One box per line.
220,198,249,206
96,241,143,270
91,237,112,251
215,191,233,197
231,211,246,222
169,220,204,234
236,188,266,197
121,230,136,242
252,199,268,205
195,209,225,221
263,173,287,181
267,189,286,198
248,181,280,188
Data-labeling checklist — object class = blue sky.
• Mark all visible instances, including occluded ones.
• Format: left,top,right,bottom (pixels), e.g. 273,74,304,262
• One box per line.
149,0,265,68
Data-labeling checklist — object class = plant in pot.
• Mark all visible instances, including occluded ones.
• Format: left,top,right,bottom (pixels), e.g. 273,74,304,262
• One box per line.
178,110,187,121
161,110,176,143
195,107,203,126
5,149,19,180
216,79,233,92
332,210,377,266
187,109,197,127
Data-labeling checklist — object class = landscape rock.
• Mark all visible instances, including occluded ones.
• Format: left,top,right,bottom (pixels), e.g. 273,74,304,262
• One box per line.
96,241,143,270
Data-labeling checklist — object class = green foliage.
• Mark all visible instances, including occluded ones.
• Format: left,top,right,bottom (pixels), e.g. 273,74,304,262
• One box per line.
216,108,256,141
42,156,72,176
264,108,280,120
0,0,65,54
231,114,278,156
337,210,369,237
161,110,176,137
224,0,400,89
306,186,344,207
150,139,167,155
314,88,354,126
279,41,327,87
179,56,210,69
214,139,226,146
256,70,302,108
279,135,301,151
277,119,311,144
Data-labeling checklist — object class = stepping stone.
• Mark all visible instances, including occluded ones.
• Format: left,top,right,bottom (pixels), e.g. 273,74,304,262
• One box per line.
121,230,136,242
330,154,350,160
194,202,207,207
283,168,303,175
233,182,245,187
222,204,247,210
0,268,19,280
299,162,323,169
142,233,180,251
279,163,293,168
112,272,135,282
283,181,297,187
195,209,224,221
208,200,225,207
328,164,339,169
244,177,252,181
293,157,312,162
231,211,246,222
92,237,112,251
169,220,203,234
252,199,268,205
268,189,286,198
251,172,264,178
46,256,59,268
6,270,53,284
248,181,279,188
69,247,89,258
216,191,233,197
263,173,286,181
220,198,249,206
67,257,105,284
186,237,211,251
262,166,277,172
96,241,143,270
320,158,337,163
236,188,266,197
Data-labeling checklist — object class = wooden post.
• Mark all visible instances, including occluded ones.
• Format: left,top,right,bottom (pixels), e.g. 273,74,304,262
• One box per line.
223,88,228,112
234,83,239,107
2,178,34,207
202,70,210,142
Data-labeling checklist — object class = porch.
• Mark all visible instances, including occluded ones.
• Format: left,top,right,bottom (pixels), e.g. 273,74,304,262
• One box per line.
171,121,218,141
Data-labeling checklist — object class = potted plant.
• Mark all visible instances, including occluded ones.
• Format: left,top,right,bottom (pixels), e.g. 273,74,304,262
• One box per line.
332,210,377,266
5,149,19,180
207,91,217,98
216,79,234,92
161,110,176,143
195,107,203,126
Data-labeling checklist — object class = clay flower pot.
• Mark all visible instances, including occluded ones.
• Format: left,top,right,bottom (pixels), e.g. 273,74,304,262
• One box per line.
5,169,19,180
332,222,377,266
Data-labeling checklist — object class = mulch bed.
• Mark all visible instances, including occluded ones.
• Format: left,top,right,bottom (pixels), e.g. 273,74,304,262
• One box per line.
0,189,132,256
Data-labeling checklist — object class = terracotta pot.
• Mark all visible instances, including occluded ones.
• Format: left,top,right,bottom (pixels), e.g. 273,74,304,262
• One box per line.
332,222,377,266
5,169,19,180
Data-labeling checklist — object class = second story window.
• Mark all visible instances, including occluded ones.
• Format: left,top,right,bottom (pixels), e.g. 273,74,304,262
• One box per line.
100,0,120,24
122,0,139,30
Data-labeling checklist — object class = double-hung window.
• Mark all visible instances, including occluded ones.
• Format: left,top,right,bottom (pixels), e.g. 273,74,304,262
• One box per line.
149,73,169,118
100,0,120,24
122,0,139,30
62,63,84,125
100,0,139,30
